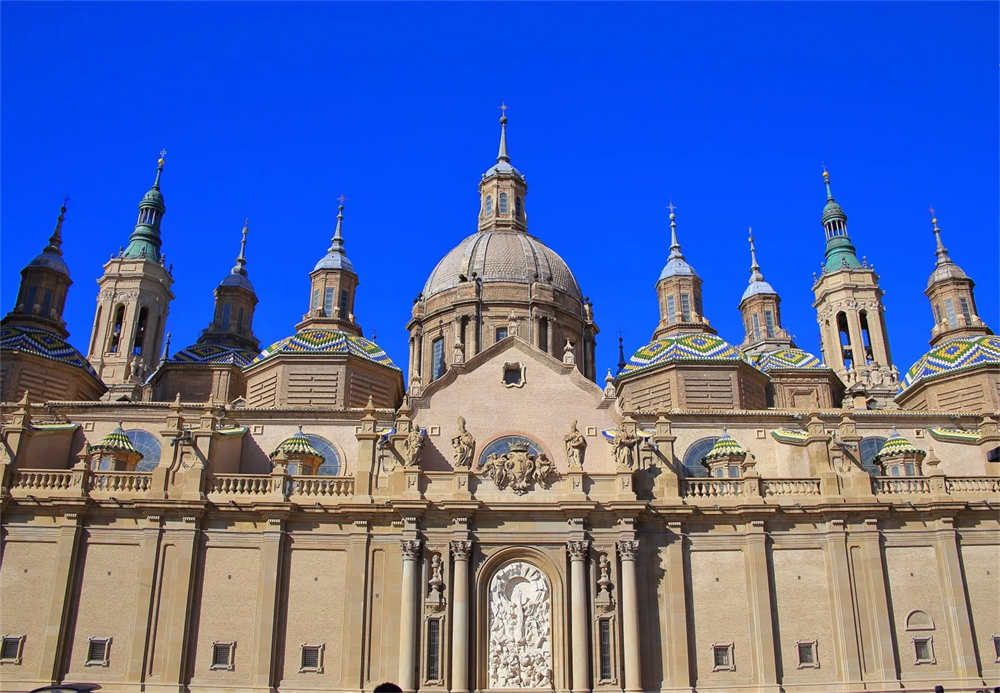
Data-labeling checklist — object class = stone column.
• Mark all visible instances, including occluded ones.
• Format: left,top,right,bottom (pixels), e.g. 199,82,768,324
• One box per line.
450,540,473,693
617,539,642,692
567,540,591,693
399,539,423,693
547,319,555,356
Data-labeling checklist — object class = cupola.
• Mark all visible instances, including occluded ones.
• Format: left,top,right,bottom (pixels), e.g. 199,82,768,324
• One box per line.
652,204,714,339
298,199,361,335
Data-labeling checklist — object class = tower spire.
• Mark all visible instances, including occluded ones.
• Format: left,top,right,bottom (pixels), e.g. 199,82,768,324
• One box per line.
818,167,861,273
232,218,249,276
152,149,166,189
667,202,683,256
929,207,950,265
748,227,762,280
330,196,346,251
45,197,69,255
497,102,510,163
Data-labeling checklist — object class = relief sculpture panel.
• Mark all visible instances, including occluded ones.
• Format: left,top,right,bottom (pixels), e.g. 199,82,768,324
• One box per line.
487,561,553,689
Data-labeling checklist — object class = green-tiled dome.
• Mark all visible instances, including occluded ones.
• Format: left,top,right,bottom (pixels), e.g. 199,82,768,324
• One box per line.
872,431,924,463
701,433,746,462
271,428,323,459
92,426,143,459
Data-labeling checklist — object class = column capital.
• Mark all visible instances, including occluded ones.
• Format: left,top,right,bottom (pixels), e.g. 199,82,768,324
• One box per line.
450,539,473,561
566,539,590,560
617,538,639,561
400,538,422,560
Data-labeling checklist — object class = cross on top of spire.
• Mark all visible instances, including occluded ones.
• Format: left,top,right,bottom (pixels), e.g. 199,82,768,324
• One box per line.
337,194,346,205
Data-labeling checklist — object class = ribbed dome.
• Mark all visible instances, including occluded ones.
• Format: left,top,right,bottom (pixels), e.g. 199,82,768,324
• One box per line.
927,260,968,288
422,230,582,300
27,248,70,277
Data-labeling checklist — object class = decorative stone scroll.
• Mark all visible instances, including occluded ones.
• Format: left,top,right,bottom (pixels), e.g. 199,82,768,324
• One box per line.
451,416,476,469
480,440,557,495
487,561,553,689
563,420,587,471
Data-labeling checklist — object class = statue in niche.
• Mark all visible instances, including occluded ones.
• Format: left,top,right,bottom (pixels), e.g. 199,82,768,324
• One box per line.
595,553,615,612
487,561,553,689
563,420,587,470
426,552,446,612
402,426,425,468
451,416,476,469
610,428,640,470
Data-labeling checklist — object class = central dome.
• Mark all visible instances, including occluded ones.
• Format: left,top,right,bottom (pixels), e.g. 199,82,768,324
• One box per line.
422,230,582,300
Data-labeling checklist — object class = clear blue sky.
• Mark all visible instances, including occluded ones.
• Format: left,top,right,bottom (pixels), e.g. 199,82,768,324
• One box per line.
3,2,997,384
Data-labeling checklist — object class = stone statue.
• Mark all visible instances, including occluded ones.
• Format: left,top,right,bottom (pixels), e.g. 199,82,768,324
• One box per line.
453,336,465,364
563,420,587,470
595,553,615,612
426,552,446,611
610,428,639,470
402,426,425,468
507,311,519,337
562,340,575,365
451,416,476,469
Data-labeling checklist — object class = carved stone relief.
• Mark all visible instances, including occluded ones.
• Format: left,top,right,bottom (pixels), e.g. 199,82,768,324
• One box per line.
487,561,553,689
479,440,556,495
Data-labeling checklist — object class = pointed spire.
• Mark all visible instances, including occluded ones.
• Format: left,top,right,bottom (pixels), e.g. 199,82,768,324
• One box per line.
152,148,166,189
232,218,249,276
45,198,68,255
929,207,951,266
822,166,834,201
748,227,762,280
497,102,510,163
330,197,345,249
617,333,626,373
667,201,681,253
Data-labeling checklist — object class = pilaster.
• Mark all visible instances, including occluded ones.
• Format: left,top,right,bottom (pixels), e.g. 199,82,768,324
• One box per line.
743,519,779,690
822,519,863,688
662,521,690,690
125,514,164,684
567,539,592,693
399,537,423,693
853,518,897,685
617,538,642,692
933,517,979,680
251,516,286,692
450,538,473,693
35,512,82,684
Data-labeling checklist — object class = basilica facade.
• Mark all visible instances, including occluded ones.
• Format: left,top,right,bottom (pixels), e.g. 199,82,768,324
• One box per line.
1,117,999,693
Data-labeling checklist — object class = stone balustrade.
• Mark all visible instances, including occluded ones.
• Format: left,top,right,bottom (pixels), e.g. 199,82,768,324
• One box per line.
762,478,822,497
873,476,932,495
287,475,354,498
206,473,275,497
945,476,1000,494
9,468,76,494
88,470,152,495
682,477,745,498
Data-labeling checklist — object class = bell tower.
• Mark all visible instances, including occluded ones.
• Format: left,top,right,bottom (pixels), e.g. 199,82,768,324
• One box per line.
811,169,898,407
87,151,174,399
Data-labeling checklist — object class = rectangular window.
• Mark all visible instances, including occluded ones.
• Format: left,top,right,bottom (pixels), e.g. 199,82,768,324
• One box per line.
680,293,691,322
959,297,972,324
913,636,934,664
944,299,957,328
598,619,613,681
764,310,775,338
796,640,818,668
426,619,441,681
695,292,703,318
495,327,508,342
712,643,734,671
323,288,335,316
23,286,37,313
934,303,942,323
992,634,1000,662
431,337,445,380
312,289,320,310
86,636,112,666
211,641,236,670
300,644,324,673
904,462,915,476
727,465,740,478
40,289,53,317
752,314,761,341
666,295,676,324
221,303,231,330
0,635,25,663
339,289,350,317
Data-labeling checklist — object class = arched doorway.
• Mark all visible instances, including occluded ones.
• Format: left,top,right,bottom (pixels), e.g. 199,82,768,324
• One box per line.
374,683,402,693
486,561,553,688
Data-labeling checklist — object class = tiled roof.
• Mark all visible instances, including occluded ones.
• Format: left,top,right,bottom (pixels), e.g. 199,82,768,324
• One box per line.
620,334,743,377
902,335,1000,389
0,325,97,376
254,329,398,369
872,431,924,462
171,343,257,368
271,429,323,459
749,348,826,372
92,426,142,457
702,433,746,461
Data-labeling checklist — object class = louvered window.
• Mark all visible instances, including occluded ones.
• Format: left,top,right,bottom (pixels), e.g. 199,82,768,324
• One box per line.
86,636,111,666
300,644,324,673
0,635,24,663
764,310,775,338
426,620,441,680
598,619,613,680
680,293,691,322
211,641,235,670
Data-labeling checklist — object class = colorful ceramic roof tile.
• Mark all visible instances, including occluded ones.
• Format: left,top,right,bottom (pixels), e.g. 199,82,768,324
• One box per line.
0,325,97,376
750,348,825,372
253,329,399,369
92,426,143,458
903,335,1000,389
619,334,743,377
171,343,257,368
32,423,81,431
217,425,249,437
600,428,654,440
928,427,981,445
701,433,746,461
771,428,809,445
271,428,323,459
872,431,924,462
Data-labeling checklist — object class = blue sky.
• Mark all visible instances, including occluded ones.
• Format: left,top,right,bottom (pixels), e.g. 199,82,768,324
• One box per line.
2,2,997,383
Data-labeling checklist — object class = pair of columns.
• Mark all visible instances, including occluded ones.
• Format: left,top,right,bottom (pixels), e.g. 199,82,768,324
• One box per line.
398,536,643,693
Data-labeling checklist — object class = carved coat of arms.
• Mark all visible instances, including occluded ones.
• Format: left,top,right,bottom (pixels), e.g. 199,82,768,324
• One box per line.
479,440,557,495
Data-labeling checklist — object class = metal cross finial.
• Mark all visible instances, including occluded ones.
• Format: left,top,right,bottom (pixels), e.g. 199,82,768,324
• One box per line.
666,200,676,214
337,194,346,205
499,102,508,114
62,195,70,206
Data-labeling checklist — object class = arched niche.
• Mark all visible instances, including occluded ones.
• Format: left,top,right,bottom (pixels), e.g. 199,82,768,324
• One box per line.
905,609,935,631
475,546,567,692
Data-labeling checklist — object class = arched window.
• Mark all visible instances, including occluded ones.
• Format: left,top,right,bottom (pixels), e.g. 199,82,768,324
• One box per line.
431,337,446,380
499,192,508,214
681,437,719,477
836,312,852,369
306,434,342,475
485,195,493,216
133,307,149,355
90,306,103,355
515,196,522,218
859,310,873,362
220,304,231,331
859,436,886,477
127,429,162,472
478,435,545,467
109,305,126,353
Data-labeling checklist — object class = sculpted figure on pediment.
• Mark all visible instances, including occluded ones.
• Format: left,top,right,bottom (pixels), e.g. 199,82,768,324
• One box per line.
563,420,587,470
610,428,640,470
402,426,425,468
451,416,476,469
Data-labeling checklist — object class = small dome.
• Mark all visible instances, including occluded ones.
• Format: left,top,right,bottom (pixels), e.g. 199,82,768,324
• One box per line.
872,431,924,463
483,160,523,179
658,254,698,280
749,348,826,372
27,248,70,277
740,278,776,302
902,334,1000,389
253,329,399,369
821,199,845,223
0,324,97,376
313,250,354,273
701,433,746,462
219,272,255,291
92,426,142,458
619,333,743,377
271,428,323,459
422,230,581,300
927,261,968,288
141,188,164,209
171,343,257,368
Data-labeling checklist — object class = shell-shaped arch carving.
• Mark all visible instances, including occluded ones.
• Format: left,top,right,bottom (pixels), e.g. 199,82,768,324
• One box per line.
905,609,934,631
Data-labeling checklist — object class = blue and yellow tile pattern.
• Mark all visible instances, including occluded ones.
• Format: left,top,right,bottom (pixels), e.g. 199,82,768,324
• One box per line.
253,329,399,370
620,334,742,377
749,348,824,372
0,325,97,376
903,335,1000,389
172,343,257,368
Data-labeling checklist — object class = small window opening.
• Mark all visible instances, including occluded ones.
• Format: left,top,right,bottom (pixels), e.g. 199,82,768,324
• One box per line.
752,313,761,341
300,644,324,673
796,641,818,668
237,307,244,333
912,636,934,664
40,289,53,318
503,363,523,387
133,307,149,355
0,635,25,663
712,643,734,671
431,337,445,380
109,305,126,353
485,195,493,215
859,310,873,362
495,327,508,342
836,312,852,369
764,309,775,338
680,293,692,322
944,299,957,328
220,303,231,331
324,288,335,316
499,192,508,214
340,289,350,317
86,636,111,666
934,303,942,323
426,619,441,681
666,295,676,324
599,619,613,681
959,297,972,325
991,634,1000,662
312,288,320,310
515,196,522,218
211,641,236,670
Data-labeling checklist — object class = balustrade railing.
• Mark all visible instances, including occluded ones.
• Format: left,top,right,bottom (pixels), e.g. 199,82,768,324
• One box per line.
206,474,275,496
10,468,74,491
873,477,931,495
945,476,1000,494
88,470,152,494
288,475,354,498
682,478,744,498
762,478,822,497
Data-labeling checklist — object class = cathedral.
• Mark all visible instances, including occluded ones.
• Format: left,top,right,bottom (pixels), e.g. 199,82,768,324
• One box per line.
1,114,999,693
